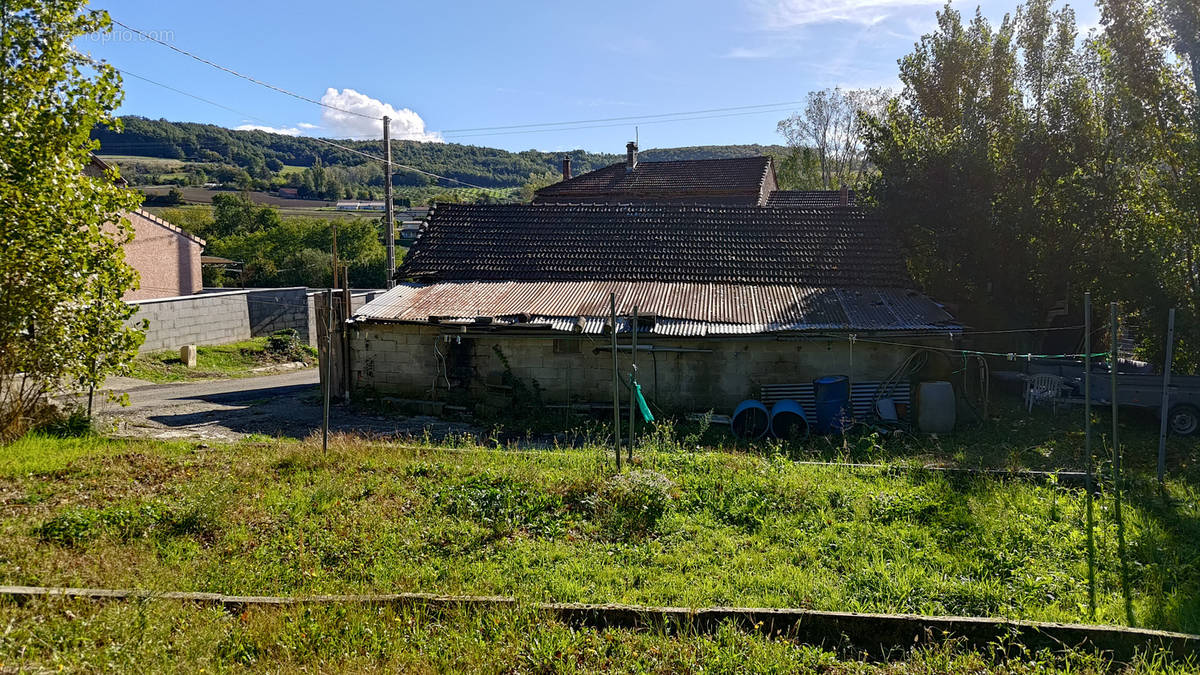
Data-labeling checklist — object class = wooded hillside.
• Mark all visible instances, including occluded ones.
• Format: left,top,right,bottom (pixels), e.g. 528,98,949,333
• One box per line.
93,117,787,189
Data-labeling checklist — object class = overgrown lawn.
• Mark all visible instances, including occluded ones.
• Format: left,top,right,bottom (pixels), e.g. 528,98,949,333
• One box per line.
1,434,1197,636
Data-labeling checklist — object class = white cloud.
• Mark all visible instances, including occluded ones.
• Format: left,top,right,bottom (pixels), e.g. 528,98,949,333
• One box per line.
319,88,442,142
234,124,303,136
297,122,320,130
752,0,941,28
724,46,774,59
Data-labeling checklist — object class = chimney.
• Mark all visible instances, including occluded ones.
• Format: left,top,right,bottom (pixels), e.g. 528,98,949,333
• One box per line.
561,155,572,180
626,141,638,172
839,183,849,206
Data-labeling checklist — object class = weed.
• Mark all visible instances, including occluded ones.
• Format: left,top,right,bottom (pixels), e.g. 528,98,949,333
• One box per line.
593,470,674,538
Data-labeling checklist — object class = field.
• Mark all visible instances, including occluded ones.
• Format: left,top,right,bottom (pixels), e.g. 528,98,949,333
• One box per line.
138,185,335,209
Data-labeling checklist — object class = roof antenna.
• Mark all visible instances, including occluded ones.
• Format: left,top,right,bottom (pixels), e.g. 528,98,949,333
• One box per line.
635,126,639,147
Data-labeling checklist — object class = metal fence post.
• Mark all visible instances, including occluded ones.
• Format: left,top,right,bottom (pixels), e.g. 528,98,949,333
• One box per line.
1083,292,1095,619
610,293,621,472
1157,308,1176,488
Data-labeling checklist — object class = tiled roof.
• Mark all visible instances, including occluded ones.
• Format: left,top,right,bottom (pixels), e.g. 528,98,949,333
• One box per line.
766,190,856,208
398,203,909,287
354,281,958,335
533,156,773,205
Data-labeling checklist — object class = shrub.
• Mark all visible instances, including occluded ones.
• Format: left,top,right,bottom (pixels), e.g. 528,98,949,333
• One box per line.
593,470,674,538
264,329,316,363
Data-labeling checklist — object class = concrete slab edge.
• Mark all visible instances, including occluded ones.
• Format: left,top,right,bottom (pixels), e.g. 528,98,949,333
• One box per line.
2,586,1194,663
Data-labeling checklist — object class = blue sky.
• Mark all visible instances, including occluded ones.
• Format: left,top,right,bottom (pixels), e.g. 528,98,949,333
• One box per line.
82,0,1099,153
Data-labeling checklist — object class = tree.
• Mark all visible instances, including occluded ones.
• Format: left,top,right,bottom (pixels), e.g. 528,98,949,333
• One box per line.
519,170,560,203
0,1,144,438
864,0,1199,366
777,87,889,189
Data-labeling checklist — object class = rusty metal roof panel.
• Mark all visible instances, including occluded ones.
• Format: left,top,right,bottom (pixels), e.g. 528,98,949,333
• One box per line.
354,281,957,336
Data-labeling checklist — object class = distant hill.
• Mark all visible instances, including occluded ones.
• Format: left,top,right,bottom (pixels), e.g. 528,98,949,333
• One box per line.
93,117,787,190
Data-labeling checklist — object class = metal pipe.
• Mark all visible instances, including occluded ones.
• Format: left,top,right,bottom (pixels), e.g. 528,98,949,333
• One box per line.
593,345,713,353
1157,308,1175,487
1110,301,1134,626
323,288,332,454
1084,292,1095,620
629,305,637,462
610,293,621,472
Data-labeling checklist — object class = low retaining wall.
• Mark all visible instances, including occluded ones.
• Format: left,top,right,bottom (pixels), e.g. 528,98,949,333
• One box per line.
3,585,1194,663
130,287,384,353
130,290,252,353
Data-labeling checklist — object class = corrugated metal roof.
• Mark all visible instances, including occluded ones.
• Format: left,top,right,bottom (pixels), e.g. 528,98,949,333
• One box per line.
353,281,958,336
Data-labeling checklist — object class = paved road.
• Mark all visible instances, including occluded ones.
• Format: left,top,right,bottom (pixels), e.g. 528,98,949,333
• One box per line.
114,370,319,413
87,370,474,442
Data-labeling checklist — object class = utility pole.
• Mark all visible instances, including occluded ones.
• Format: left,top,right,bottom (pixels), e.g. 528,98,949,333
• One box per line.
383,115,396,289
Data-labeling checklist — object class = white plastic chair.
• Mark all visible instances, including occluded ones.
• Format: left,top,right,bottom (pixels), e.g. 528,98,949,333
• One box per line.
1025,374,1064,414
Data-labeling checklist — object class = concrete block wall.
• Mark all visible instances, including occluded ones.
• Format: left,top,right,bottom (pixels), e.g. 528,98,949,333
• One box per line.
131,287,387,354
350,323,929,413
246,287,310,338
130,290,252,353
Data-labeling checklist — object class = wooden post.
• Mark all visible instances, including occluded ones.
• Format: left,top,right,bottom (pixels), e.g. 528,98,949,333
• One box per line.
1083,292,1096,620
383,115,396,290
341,264,352,402
1157,308,1176,487
629,305,638,462
610,293,621,471
1110,301,1134,626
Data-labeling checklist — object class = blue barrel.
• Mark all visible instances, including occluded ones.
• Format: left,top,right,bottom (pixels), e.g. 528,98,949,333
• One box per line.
769,399,810,440
813,375,851,434
731,399,770,439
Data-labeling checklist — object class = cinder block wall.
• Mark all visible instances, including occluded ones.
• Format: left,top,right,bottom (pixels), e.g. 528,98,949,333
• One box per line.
246,287,310,338
350,323,925,412
129,291,252,353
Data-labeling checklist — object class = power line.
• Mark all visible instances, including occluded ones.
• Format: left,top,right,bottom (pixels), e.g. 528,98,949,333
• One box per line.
441,101,804,133
443,105,801,139
107,18,380,120
114,67,262,121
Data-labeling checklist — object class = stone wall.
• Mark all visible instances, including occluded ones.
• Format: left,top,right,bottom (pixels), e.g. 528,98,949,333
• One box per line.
349,323,939,413
130,290,252,353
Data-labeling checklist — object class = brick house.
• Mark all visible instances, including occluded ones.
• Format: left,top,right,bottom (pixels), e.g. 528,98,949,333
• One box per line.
348,199,958,414
119,209,205,300
87,155,205,300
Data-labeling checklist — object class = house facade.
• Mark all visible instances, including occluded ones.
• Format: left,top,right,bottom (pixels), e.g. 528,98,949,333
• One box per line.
118,209,206,300
88,155,206,300
349,199,958,414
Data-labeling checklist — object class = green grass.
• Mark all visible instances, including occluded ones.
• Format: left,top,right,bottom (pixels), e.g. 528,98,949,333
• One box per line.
126,337,314,383
1,599,1191,673
1,434,1197,636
